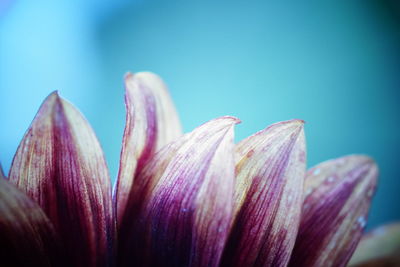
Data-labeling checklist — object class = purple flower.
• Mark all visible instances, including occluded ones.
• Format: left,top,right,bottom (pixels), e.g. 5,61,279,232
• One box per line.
0,72,390,267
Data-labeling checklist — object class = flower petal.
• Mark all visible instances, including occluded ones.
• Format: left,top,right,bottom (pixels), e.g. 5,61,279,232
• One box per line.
118,116,239,267
289,155,378,267
0,177,62,266
0,163,5,179
349,222,400,267
9,92,114,267
115,72,182,226
221,119,306,267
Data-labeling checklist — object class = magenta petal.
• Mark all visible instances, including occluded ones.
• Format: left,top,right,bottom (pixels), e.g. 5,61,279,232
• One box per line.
115,72,182,226
289,155,378,267
221,119,306,267
118,116,239,267
9,92,114,267
0,177,62,267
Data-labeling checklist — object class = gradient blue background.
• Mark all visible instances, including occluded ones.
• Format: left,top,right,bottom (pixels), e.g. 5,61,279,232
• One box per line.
1,0,399,229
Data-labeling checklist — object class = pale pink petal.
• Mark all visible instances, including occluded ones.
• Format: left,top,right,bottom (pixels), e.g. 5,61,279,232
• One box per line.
289,155,378,267
9,92,114,267
115,72,182,226
221,119,306,267
118,116,238,267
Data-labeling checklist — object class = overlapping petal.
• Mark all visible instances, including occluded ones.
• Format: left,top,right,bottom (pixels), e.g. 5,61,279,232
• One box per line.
8,92,114,267
118,116,238,267
289,155,378,267
0,172,61,267
221,119,306,267
349,222,400,267
115,72,182,225
2,70,385,267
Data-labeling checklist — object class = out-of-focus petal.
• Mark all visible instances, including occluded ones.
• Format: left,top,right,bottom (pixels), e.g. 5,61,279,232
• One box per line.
9,92,114,267
289,155,378,267
349,222,400,267
118,116,238,267
115,72,182,226
221,119,306,267
0,176,62,267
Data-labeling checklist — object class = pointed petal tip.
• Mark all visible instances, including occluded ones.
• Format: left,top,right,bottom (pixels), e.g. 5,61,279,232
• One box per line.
357,154,378,174
124,72,138,85
290,118,305,124
242,119,305,145
30,91,62,123
41,91,72,114
308,154,378,177
275,118,305,128
124,72,134,80
194,116,241,136
339,154,375,163
266,118,305,132
41,91,59,104
124,71,164,95
217,115,241,125
10,92,113,266
356,154,378,168
49,90,59,97
124,71,162,83
329,154,379,180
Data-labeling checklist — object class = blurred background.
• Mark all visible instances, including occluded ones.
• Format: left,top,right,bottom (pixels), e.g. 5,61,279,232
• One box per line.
0,0,399,229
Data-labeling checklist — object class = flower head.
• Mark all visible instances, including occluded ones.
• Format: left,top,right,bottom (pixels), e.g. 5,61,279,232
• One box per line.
0,72,389,267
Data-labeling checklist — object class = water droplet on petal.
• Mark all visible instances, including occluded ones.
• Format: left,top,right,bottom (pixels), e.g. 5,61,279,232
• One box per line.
357,216,367,228
305,188,313,197
327,176,335,183
288,194,293,203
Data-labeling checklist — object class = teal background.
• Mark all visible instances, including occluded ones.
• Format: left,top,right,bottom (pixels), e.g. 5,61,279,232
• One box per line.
1,0,399,229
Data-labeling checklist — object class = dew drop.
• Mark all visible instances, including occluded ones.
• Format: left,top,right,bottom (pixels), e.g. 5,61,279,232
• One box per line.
313,168,321,175
357,216,367,228
327,242,336,250
287,194,293,203
327,176,335,183
305,188,313,197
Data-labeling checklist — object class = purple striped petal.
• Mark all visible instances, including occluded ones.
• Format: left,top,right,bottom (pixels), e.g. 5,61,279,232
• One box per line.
221,119,306,267
349,222,400,267
115,72,182,227
0,174,62,266
289,155,378,267
117,116,238,267
9,92,114,267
